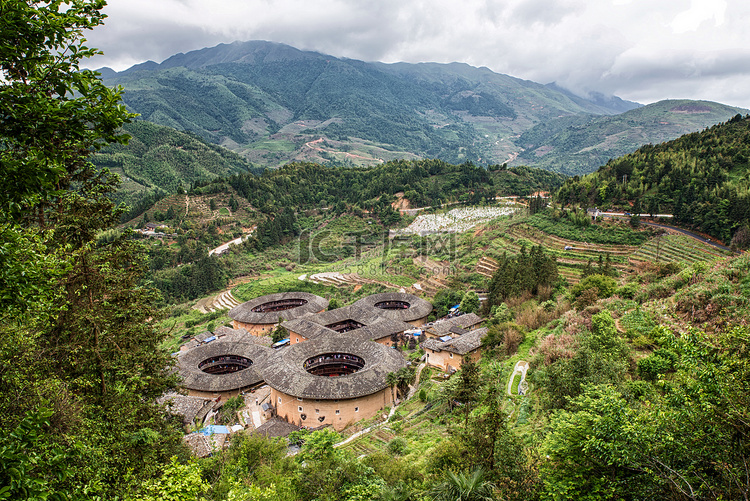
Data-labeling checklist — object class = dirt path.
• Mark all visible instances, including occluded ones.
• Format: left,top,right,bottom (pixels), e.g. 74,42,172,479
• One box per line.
507,360,529,396
304,138,325,151
207,227,255,257
335,362,425,449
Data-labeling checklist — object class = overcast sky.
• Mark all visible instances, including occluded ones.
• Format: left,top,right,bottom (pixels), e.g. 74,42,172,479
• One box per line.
85,0,750,109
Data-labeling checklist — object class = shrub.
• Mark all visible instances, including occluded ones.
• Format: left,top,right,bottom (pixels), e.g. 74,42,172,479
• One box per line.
503,328,525,356
387,437,408,456
534,332,578,366
615,282,640,299
516,301,554,330
574,287,599,310
218,395,245,423
571,274,617,299
637,353,675,380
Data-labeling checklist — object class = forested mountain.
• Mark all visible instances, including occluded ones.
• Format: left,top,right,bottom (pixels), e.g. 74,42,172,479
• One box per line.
92,120,262,209
100,40,743,173
517,100,746,176
556,114,750,244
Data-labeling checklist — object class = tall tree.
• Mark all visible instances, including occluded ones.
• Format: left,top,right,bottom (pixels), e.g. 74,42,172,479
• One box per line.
0,1,185,498
455,356,481,426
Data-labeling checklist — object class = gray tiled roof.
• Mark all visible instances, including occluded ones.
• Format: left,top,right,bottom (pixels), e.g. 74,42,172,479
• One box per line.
157,393,213,425
352,292,432,323
282,307,412,342
228,292,329,324
346,318,413,343
258,335,406,399
305,304,383,325
251,417,300,438
423,327,488,355
420,337,444,352
281,317,337,340
178,340,273,392
425,313,483,336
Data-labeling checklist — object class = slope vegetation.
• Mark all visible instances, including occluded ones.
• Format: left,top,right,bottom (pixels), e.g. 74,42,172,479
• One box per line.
517,100,747,175
556,114,750,244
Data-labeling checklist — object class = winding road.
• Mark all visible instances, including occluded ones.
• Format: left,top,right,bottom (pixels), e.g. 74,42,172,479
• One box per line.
601,213,733,253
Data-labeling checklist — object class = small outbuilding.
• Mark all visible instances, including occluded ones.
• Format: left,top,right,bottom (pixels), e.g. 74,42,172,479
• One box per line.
423,327,488,372
423,313,483,339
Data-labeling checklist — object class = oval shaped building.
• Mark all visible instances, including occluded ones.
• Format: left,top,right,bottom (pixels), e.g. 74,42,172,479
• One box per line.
228,292,329,335
258,335,406,430
177,339,274,398
352,292,432,327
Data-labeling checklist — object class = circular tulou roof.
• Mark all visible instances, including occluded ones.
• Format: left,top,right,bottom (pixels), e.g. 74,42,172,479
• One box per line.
228,292,329,325
257,336,406,400
178,341,273,393
352,292,432,323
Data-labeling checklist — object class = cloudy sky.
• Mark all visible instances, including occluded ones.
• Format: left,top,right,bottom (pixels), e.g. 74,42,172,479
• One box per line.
85,0,750,109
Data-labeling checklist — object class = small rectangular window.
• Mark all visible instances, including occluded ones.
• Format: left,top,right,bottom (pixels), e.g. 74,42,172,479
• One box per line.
449,353,453,358
298,406,303,412
297,397,302,401
278,397,282,404
355,407,359,412
335,409,340,415
315,409,320,414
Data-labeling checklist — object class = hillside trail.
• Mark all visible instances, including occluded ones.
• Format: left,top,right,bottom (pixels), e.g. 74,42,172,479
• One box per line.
507,360,529,395
334,362,425,449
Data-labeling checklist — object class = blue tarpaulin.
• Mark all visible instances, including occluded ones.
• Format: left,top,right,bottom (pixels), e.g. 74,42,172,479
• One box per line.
199,425,230,436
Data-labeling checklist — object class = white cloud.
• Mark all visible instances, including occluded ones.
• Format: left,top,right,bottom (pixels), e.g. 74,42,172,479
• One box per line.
83,0,750,109
670,0,727,34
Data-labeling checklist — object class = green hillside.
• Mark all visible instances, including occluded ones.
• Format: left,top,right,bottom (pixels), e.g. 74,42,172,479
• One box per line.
102,41,748,174
92,120,262,210
98,41,643,171
517,100,747,175
556,113,750,244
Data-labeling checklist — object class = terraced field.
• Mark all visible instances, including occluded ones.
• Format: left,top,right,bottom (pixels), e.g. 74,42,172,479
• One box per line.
221,212,732,308
630,234,731,265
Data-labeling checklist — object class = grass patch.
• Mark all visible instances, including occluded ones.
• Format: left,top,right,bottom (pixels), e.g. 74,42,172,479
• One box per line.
248,139,296,152
510,374,521,395
526,212,650,245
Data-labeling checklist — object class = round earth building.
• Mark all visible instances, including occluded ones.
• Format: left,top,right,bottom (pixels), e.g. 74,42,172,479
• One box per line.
228,292,329,335
257,335,406,430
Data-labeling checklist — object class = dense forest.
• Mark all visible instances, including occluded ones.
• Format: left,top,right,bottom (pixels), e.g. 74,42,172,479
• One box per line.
555,114,750,244
199,160,565,214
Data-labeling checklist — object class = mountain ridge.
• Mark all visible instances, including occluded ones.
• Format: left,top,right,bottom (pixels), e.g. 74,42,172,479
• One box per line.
99,40,747,173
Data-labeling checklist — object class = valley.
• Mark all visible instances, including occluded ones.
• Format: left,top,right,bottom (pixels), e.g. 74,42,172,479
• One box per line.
5,5,750,499
100,41,749,176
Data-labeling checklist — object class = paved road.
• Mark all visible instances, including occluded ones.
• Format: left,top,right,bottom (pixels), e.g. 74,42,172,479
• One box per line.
640,220,732,253
208,229,254,256
602,215,733,253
